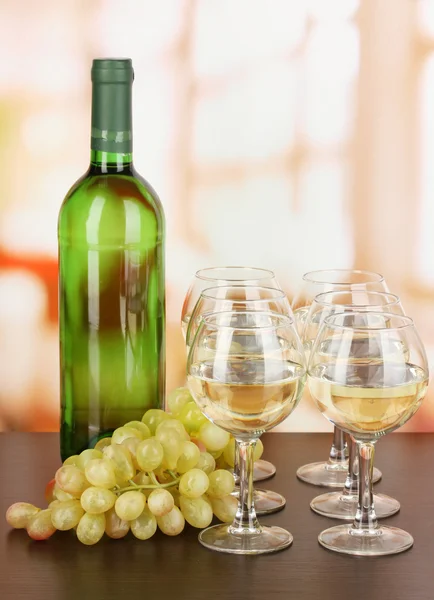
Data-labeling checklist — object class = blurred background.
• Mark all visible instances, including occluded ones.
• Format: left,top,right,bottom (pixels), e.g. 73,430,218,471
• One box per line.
1,0,434,432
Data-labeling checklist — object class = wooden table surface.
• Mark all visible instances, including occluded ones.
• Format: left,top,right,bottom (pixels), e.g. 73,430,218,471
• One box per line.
1,432,433,600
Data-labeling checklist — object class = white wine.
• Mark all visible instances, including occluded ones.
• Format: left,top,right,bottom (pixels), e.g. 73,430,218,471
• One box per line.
308,362,428,439
188,358,306,435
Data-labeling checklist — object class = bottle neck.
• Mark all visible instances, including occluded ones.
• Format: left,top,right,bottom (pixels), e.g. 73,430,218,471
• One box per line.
90,78,133,174
90,150,133,174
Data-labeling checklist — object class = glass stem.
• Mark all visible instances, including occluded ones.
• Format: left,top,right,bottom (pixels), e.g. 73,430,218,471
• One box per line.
230,438,261,535
342,437,358,498
353,441,378,533
328,427,347,464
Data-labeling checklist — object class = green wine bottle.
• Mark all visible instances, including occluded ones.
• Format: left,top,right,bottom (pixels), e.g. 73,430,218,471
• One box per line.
58,58,165,460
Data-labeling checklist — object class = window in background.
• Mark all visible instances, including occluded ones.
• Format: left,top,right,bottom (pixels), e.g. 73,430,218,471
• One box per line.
182,0,359,294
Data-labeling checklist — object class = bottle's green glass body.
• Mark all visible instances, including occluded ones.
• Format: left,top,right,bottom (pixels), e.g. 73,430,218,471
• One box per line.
58,59,165,460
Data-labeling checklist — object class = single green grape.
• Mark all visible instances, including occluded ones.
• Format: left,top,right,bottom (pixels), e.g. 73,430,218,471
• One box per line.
210,495,238,523
55,465,88,497
136,438,164,471
176,441,200,474
178,403,208,435
179,468,209,499
198,422,230,452
167,388,194,417
105,507,130,539
195,452,216,475
157,506,185,536
6,503,40,529
115,491,146,521
80,487,116,514
179,495,213,529
131,507,157,540
76,512,106,545
51,499,84,531
85,458,117,489
207,469,235,499
147,489,174,517
26,509,56,541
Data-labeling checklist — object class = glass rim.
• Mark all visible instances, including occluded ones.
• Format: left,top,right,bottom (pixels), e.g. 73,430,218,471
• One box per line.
195,266,276,283
199,310,295,331
313,290,400,309
302,269,385,285
323,311,414,331
201,285,286,302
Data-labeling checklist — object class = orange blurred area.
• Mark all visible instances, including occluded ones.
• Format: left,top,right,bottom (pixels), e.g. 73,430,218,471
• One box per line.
1,0,434,432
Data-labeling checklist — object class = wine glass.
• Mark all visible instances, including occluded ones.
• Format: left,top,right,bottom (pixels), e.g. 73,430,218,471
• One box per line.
182,266,281,482
305,291,405,519
186,285,293,515
308,312,428,556
187,311,306,554
292,269,389,487
182,267,280,340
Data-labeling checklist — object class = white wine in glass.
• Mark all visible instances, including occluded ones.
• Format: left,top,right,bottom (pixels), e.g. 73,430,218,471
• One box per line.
187,311,306,555
181,267,280,342
306,290,405,520
309,363,427,436
292,269,389,488
308,312,429,556
189,358,305,435
181,267,282,484
186,285,294,515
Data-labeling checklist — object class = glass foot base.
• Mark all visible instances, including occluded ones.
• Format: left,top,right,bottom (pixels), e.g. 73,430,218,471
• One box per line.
254,488,286,515
232,488,286,515
318,524,414,556
310,491,400,520
297,461,382,488
199,523,293,555
253,460,276,482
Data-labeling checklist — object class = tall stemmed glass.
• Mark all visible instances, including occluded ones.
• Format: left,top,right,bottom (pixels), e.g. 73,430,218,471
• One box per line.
308,312,428,556
292,269,389,487
187,311,306,554
187,285,293,515
305,291,404,519
182,267,281,482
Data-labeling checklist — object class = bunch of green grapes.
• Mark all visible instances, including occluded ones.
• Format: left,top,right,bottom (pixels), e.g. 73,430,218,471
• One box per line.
5,388,263,545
